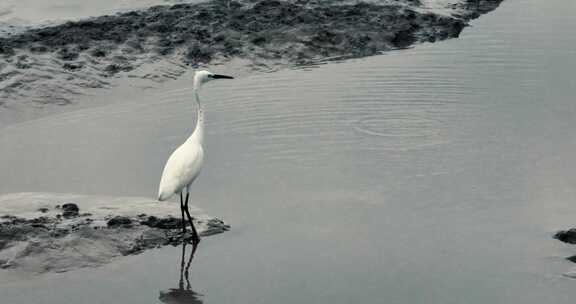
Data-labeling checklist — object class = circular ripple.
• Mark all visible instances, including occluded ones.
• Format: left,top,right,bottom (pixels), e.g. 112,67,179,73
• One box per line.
352,112,450,150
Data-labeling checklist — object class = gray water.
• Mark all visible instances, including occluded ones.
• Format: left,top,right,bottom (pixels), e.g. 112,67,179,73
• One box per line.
2,0,576,303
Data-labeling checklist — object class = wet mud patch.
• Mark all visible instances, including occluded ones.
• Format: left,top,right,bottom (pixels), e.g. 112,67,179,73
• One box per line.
554,228,576,245
0,192,229,274
0,0,503,107
552,228,576,278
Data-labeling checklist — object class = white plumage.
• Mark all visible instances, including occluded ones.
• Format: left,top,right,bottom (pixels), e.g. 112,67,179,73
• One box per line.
157,70,234,245
158,137,204,201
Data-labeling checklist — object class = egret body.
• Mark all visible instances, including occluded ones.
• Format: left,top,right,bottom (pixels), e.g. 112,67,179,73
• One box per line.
158,70,233,245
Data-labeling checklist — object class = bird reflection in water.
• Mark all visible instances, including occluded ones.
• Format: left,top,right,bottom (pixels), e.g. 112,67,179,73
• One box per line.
159,242,203,304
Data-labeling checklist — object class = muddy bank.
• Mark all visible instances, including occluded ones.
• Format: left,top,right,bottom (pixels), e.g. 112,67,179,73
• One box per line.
0,0,503,107
0,193,229,274
553,228,576,278
554,228,576,245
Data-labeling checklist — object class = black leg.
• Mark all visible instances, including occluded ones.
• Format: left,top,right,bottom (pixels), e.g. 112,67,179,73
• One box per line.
183,189,200,245
179,242,186,290
180,192,186,234
184,240,196,290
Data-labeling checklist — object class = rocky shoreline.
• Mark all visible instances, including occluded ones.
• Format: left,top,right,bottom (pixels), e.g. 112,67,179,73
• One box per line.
0,0,504,106
0,193,229,274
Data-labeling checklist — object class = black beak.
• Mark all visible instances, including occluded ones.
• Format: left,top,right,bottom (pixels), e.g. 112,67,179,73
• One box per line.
212,74,234,79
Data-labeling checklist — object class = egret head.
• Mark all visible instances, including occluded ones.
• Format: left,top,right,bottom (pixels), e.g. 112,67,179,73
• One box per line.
193,70,234,89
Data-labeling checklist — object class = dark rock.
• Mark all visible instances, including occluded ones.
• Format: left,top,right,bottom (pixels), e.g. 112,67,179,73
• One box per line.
61,203,79,218
140,216,182,230
555,229,576,244
37,207,49,213
107,216,133,228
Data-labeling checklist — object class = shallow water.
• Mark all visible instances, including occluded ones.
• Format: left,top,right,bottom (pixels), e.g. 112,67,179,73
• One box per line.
2,0,576,303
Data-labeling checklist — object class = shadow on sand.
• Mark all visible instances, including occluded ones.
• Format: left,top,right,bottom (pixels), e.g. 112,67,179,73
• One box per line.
159,242,203,304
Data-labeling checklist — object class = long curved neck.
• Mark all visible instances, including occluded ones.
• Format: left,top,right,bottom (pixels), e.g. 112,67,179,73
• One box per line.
191,89,204,144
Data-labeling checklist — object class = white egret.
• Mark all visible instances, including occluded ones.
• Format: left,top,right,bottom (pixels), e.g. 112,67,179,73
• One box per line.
158,70,234,245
